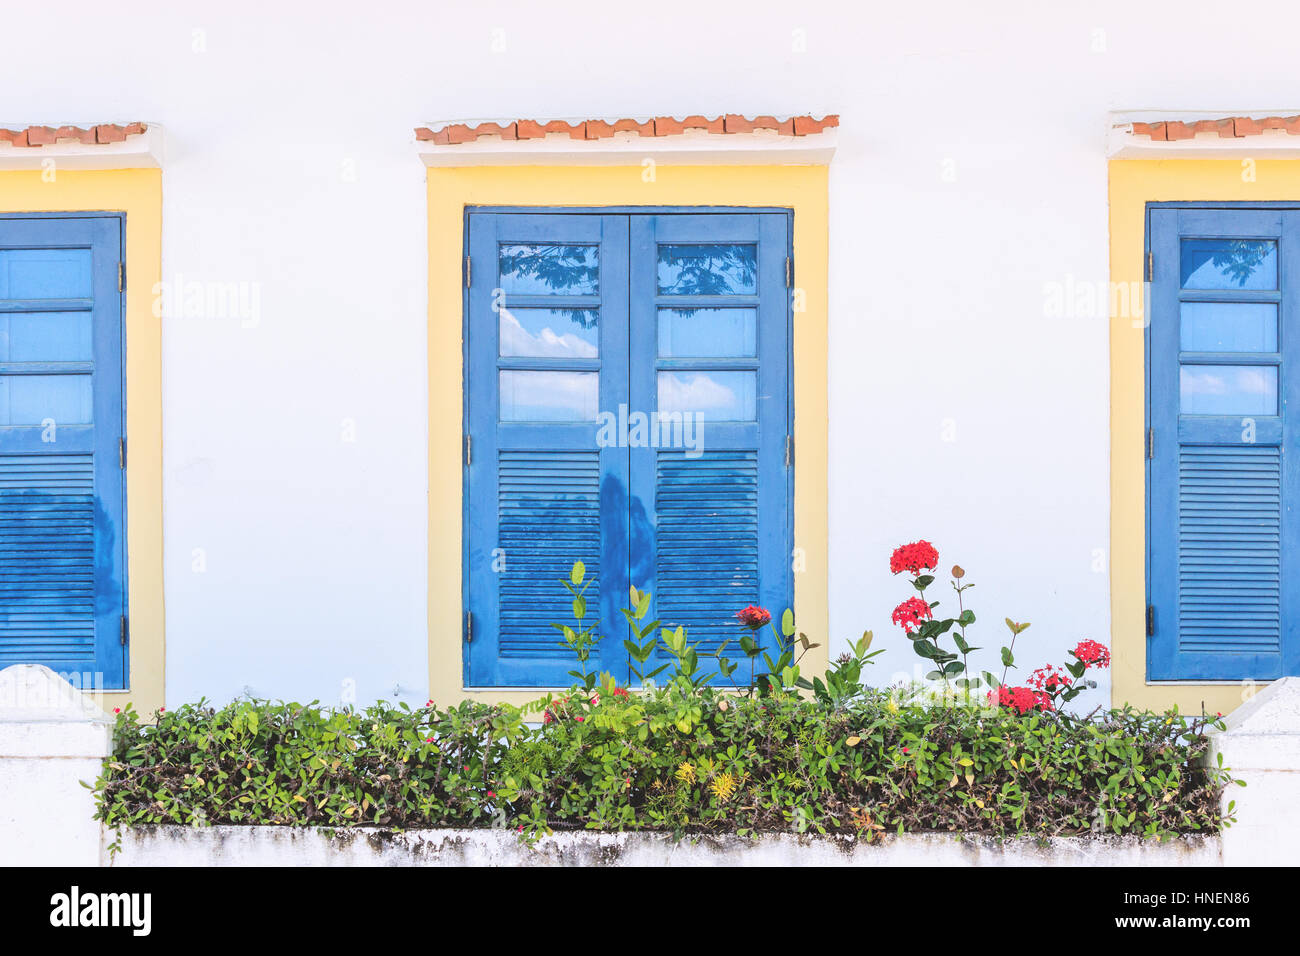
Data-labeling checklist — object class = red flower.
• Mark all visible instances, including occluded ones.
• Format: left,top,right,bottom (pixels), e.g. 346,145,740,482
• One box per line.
113,707,121,714
891,597,933,634
901,746,910,754
1073,640,1111,669
735,605,772,630
1029,664,1071,693
486,791,496,798
576,716,585,723
989,685,1053,715
890,540,940,577
612,686,629,698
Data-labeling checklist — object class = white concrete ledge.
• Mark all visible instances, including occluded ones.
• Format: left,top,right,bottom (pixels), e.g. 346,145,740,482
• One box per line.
108,825,1222,867
1207,677,1300,865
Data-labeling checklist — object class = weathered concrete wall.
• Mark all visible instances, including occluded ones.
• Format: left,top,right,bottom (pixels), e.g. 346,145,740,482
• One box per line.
0,665,112,866
108,825,1221,868
1207,677,1300,866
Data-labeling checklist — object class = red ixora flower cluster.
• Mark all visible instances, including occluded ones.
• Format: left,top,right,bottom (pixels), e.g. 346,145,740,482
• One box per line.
990,685,1054,715
736,605,772,630
1073,640,1111,668
1028,664,1071,693
890,540,940,577
891,596,933,634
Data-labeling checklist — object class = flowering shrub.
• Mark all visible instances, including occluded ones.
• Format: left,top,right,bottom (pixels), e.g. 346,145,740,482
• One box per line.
95,692,1236,841
94,547,1241,842
888,540,1108,711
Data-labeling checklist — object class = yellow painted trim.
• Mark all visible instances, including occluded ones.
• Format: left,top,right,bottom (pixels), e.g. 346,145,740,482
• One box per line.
0,169,165,713
1110,159,1286,716
427,165,828,706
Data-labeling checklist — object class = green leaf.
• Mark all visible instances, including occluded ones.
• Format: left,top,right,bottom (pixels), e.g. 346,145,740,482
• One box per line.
571,561,585,585
781,608,796,637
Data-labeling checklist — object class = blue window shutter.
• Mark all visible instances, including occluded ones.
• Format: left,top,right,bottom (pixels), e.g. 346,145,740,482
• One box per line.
465,209,794,687
0,215,126,688
464,213,629,686
1148,207,1297,680
628,213,792,680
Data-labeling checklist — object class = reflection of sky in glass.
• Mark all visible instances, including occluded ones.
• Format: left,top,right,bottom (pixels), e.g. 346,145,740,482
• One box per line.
657,244,757,295
499,244,599,295
1180,302,1277,352
499,308,598,358
657,308,756,357
657,370,756,420
1181,239,1277,290
1180,365,1277,415
0,374,93,424
0,312,93,362
499,370,598,421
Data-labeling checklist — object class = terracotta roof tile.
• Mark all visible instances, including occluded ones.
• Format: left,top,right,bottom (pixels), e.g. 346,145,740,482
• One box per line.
415,114,837,145
1129,115,1300,140
0,123,146,148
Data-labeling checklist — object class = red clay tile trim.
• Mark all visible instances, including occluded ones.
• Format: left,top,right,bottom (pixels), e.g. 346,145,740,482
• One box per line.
0,123,146,148
1129,115,1300,140
415,114,837,145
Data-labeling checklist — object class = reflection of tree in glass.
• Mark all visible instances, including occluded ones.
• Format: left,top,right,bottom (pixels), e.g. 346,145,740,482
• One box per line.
499,244,598,293
658,244,756,295
1210,240,1272,287
499,244,599,329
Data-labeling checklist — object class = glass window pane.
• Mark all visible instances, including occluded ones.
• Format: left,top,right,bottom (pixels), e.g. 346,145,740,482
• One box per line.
657,308,756,357
0,249,93,299
498,244,599,295
657,244,757,295
1180,302,1277,352
0,374,93,424
657,370,756,421
1180,365,1278,415
0,312,93,362
499,370,598,421
1181,239,1277,290
499,308,598,358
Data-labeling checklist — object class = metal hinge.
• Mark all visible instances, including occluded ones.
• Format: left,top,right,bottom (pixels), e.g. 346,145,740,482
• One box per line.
1146,251,1153,282
464,610,473,643
785,435,794,467
1146,605,1155,637
119,437,126,469
464,435,471,466
118,261,126,292
464,255,472,288
120,614,128,646
785,257,792,288
1147,427,1154,460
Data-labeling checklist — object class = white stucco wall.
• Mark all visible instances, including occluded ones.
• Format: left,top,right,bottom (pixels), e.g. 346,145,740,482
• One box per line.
6,2,1299,704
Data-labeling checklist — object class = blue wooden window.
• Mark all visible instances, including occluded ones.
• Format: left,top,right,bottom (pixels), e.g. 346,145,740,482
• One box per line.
0,215,127,688
465,210,793,686
1148,206,1300,680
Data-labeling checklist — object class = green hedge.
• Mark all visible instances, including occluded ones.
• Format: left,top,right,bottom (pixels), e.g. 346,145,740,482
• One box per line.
94,689,1235,840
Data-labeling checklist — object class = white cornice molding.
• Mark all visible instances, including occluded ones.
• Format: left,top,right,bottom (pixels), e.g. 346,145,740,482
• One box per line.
415,121,836,168
0,124,163,171
1109,110,1300,159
